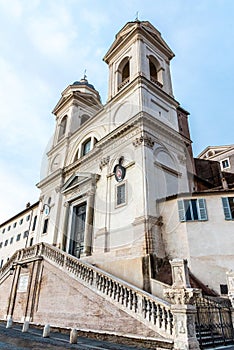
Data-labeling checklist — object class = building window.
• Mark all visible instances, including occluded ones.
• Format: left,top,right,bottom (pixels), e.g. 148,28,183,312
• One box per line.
0,260,3,268
13,222,17,228
149,55,163,87
222,197,234,220
4,240,8,246
23,231,29,238
178,199,208,222
58,115,68,140
8,225,11,231
0,242,2,248
10,237,13,244
29,237,34,246
32,216,37,231
118,57,130,90
2,228,5,234
26,215,30,221
16,234,21,241
149,60,157,81
42,218,49,234
220,284,228,295
116,183,126,207
80,114,90,126
19,219,23,225
221,158,230,170
82,138,91,156
122,61,129,82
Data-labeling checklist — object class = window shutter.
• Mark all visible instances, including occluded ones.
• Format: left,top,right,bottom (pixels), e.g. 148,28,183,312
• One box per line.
178,200,185,221
222,197,232,220
198,198,208,221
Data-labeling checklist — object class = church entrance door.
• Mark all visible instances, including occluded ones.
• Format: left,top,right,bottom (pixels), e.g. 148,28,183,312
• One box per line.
68,202,86,258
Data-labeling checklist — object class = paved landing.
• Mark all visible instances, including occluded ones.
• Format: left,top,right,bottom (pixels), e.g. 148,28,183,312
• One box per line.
0,323,149,350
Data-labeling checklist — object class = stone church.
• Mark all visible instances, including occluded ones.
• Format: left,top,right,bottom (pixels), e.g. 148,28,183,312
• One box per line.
1,20,234,349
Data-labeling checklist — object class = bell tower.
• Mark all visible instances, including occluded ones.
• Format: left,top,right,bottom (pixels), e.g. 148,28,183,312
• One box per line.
103,20,175,101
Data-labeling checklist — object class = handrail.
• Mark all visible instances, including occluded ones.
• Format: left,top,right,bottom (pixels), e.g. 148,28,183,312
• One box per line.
0,243,174,339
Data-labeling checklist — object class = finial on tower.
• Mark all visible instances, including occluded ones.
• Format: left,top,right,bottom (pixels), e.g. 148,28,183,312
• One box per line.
83,69,87,80
135,11,140,22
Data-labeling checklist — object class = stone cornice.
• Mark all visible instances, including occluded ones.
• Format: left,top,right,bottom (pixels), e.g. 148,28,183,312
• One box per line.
141,112,184,146
36,169,63,189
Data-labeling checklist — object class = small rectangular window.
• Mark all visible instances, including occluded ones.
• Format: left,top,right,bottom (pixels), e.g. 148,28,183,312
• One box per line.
2,228,5,234
222,197,234,220
8,225,11,231
23,231,29,238
19,219,23,225
16,234,21,242
178,198,208,222
0,242,2,248
4,240,8,246
13,222,17,228
10,237,13,244
221,158,230,170
220,284,228,295
29,237,34,246
32,216,37,231
43,218,49,234
0,260,3,268
26,215,30,221
116,183,126,207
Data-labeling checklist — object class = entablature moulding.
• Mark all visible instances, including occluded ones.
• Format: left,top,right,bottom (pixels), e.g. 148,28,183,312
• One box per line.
37,169,63,189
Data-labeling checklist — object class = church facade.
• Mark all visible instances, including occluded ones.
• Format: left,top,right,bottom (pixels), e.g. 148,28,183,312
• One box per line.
1,20,234,349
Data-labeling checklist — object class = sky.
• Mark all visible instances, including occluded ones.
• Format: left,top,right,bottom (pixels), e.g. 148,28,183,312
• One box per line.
0,0,234,222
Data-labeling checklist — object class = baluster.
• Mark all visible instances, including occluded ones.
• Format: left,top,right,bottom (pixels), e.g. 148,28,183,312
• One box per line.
113,282,118,300
119,286,124,305
158,305,163,328
163,307,168,331
152,302,157,325
142,297,147,318
116,284,121,302
125,288,129,308
169,310,173,335
148,300,152,322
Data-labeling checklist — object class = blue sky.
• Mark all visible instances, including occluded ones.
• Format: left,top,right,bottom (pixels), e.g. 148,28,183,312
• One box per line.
0,0,234,222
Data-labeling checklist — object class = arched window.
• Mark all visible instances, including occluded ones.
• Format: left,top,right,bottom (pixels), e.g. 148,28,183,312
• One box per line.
149,56,163,87
58,115,67,140
118,57,130,90
82,138,91,156
80,114,90,126
149,60,157,81
122,61,129,82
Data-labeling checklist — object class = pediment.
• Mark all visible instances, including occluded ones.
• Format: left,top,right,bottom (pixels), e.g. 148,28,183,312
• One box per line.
61,172,93,193
198,145,234,159
104,21,174,63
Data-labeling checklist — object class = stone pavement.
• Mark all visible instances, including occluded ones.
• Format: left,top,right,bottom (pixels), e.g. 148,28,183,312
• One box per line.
0,322,153,350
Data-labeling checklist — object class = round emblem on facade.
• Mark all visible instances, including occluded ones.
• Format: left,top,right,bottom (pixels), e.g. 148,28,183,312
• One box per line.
114,164,126,182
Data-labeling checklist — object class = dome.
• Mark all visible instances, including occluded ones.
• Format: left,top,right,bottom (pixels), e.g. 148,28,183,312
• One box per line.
72,78,95,91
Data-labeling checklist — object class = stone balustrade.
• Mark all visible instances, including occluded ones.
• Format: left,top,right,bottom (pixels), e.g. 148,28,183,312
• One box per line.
0,242,174,339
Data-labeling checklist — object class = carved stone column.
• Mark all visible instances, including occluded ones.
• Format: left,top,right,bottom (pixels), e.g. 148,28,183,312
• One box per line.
164,259,201,350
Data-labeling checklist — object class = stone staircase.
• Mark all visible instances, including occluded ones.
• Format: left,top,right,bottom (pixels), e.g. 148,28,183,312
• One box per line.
0,243,174,342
